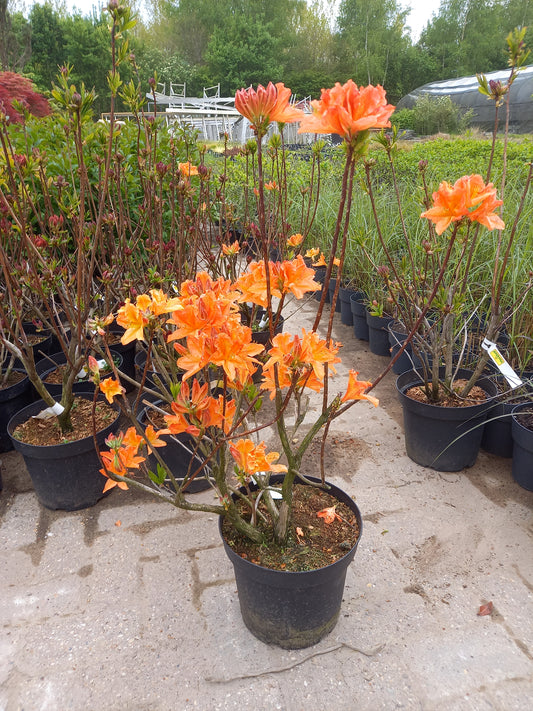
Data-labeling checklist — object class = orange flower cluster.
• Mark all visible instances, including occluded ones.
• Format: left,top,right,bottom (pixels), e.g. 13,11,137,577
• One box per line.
116,290,182,344
421,174,505,235
234,255,320,308
229,439,287,477
235,82,304,136
159,379,236,437
100,426,166,491
261,329,341,397
298,80,395,143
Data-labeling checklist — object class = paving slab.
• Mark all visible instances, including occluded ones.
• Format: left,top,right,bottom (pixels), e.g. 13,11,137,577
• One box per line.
1,299,532,710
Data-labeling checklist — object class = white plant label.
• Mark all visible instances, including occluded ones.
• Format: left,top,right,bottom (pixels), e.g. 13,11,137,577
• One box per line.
33,402,65,420
481,338,523,388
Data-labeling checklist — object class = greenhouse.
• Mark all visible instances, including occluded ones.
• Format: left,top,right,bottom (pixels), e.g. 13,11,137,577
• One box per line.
397,65,533,133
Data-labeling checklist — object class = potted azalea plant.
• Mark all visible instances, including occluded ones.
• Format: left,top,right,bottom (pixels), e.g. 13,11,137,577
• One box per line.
364,28,533,471
0,3,207,508
96,79,394,649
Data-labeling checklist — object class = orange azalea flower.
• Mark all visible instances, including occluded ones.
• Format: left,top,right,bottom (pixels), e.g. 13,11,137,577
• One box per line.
210,327,264,383
261,329,340,397
421,174,505,235
167,289,236,341
279,256,321,298
149,289,182,316
298,80,395,142
222,240,241,256
341,370,379,407
144,425,166,452
264,181,278,191
305,247,320,259
179,161,198,178
235,256,320,306
314,253,327,267
100,430,146,491
229,439,287,476
234,82,304,136
116,300,147,344
99,377,124,403
287,233,304,247
317,505,341,524
174,332,212,380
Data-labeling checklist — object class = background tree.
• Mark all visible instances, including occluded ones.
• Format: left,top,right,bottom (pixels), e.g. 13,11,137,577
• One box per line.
26,2,65,91
0,0,31,72
336,0,411,101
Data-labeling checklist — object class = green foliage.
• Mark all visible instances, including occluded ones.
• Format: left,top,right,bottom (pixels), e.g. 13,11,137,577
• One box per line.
390,108,414,130
410,95,473,136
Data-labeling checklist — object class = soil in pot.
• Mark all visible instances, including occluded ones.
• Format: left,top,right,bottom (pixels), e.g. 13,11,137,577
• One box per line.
221,482,359,572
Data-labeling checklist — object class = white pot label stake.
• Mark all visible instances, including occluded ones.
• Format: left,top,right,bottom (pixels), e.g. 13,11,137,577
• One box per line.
481,338,523,388
32,402,65,420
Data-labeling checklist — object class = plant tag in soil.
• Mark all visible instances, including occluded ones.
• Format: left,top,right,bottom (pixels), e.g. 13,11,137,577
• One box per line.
481,338,523,388
32,401,65,419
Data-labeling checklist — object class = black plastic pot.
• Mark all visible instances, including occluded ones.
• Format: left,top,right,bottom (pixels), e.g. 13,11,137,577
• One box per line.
35,350,122,397
480,400,515,458
366,312,392,357
220,475,363,649
338,288,363,327
396,368,498,471
312,266,328,302
107,327,136,391
511,403,533,491
8,394,120,510
388,322,424,375
0,369,34,453
137,401,211,493
328,278,341,313
350,295,369,341
15,323,53,368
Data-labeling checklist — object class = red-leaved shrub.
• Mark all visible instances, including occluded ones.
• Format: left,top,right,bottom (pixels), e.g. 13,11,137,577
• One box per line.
0,72,51,123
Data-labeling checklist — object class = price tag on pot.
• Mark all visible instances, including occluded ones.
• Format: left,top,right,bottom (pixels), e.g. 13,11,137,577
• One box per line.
481,338,523,389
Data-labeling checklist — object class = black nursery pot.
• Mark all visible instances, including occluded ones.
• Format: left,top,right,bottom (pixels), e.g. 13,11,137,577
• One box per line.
366,311,392,357
388,322,424,375
137,401,211,493
511,403,533,491
107,327,136,391
220,475,363,650
15,322,53,368
8,394,120,510
338,288,363,327
312,266,328,302
350,295,369,341
328,278,341,313
0,370,34,453
396,368,497,471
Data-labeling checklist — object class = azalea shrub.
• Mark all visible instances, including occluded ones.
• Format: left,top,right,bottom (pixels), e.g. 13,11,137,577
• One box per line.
97,78,393,547
0,5,218,432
